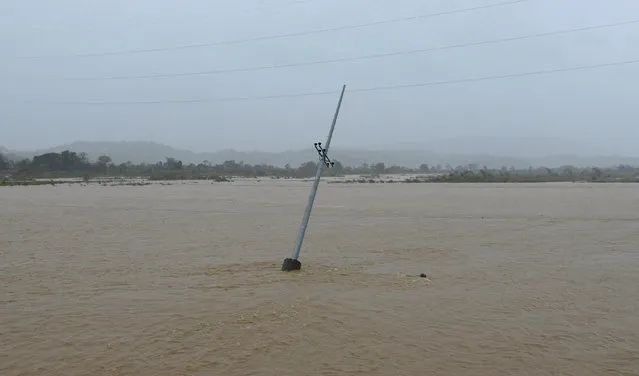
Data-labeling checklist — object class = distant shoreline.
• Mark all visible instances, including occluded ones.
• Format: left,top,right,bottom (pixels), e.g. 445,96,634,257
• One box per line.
2,149,637,186
2,174,638,187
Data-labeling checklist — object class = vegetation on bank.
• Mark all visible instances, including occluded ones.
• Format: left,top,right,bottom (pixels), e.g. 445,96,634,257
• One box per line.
1,150,638,185
434,165,638,183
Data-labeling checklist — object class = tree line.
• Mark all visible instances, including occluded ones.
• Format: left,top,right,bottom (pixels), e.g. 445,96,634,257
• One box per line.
429,164,638,183
0,150,356,180
1,150,638,183
0,150,425,179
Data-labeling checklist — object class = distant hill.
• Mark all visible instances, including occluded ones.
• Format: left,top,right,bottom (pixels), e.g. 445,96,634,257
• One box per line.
5,140,639,168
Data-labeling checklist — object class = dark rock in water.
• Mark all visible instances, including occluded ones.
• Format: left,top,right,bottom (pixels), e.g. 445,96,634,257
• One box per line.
419,273,428,278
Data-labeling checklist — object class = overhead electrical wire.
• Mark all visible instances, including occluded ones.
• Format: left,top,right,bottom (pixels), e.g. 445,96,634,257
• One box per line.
18,0,325,39
128,0,325,27
51,19,639,81
10,58,639,105
10,0,535,60
141,0,326,26
6,0,633,109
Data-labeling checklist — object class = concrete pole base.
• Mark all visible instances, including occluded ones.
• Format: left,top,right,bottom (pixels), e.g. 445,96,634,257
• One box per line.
281,258,302,271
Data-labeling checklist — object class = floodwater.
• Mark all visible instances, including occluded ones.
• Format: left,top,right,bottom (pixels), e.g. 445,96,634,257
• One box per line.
1,181,638,375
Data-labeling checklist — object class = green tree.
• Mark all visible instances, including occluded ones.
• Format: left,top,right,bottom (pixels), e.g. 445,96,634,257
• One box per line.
332,160,344,175
373,162,386,175
592,167,602,181
165,157,183,170
97,155,113,174
479,168,492,181
97,155,112,165
296,161,317,178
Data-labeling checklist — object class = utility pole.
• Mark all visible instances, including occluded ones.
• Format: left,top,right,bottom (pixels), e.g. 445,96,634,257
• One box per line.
281,84,347,271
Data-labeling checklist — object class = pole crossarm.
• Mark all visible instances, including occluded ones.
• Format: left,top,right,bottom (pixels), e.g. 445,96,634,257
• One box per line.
314,142,335,168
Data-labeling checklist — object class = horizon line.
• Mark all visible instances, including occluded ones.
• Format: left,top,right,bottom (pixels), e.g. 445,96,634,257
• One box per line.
3,139,639,160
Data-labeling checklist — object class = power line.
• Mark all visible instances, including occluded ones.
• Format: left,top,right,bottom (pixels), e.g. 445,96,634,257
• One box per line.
127,0,325,27
350,59,639,94
11,0,535,60
146,0,325,26
11,58,639,105
54,19,639,81
19,0,324,39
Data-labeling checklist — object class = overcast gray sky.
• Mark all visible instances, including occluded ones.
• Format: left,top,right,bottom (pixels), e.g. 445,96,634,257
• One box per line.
1,0,638,154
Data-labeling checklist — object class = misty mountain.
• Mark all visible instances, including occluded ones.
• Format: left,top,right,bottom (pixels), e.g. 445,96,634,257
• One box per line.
4,140,639,169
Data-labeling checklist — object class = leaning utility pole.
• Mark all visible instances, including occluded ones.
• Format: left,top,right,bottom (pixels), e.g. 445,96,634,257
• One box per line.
281,84,347,271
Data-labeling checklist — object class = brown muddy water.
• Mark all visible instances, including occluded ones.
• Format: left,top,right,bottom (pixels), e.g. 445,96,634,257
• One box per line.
1,181,638,375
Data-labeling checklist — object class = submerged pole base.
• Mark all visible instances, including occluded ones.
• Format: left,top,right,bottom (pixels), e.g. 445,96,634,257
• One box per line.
281,258,302,271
